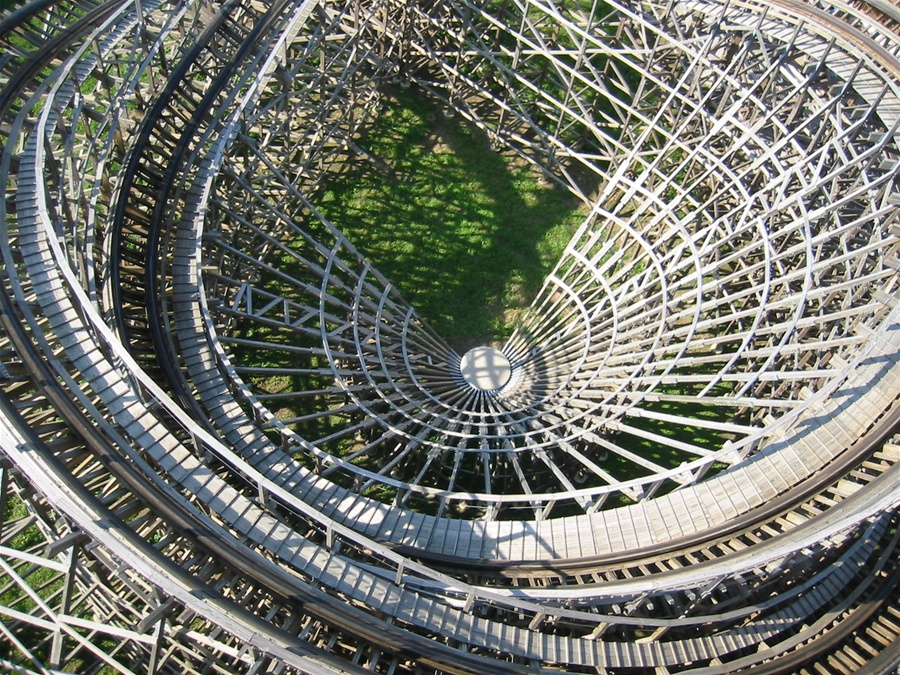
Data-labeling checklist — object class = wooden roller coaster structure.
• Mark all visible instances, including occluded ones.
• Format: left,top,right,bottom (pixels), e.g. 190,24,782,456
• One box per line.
0,0,899,672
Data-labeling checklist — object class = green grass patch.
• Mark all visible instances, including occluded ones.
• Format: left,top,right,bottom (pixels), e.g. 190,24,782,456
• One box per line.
318,89,586,350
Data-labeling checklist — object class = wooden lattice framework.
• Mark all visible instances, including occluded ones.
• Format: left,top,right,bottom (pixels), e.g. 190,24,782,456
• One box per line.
1,0,899,673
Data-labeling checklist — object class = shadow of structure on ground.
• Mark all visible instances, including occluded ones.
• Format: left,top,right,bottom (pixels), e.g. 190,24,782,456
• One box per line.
318,88,587,351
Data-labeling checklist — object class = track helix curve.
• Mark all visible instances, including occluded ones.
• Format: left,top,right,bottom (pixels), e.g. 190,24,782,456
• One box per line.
1,0,899,673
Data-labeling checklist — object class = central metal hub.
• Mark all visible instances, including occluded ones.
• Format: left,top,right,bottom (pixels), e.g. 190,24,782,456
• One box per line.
459,346,512,391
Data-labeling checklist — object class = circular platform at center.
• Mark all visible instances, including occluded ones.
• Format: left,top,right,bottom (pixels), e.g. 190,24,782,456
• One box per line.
459,346,512,391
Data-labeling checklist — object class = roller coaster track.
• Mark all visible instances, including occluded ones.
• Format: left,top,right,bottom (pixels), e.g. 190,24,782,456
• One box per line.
0,0,899,673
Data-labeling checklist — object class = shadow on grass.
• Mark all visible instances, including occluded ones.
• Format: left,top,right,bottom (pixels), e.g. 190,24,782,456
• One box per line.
318,89,586,351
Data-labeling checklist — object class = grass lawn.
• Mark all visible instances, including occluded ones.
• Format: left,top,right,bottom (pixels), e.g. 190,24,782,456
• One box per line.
317,89,586,351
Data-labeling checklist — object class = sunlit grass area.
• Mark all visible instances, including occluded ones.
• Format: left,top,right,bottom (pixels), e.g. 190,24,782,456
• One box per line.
318,89,586,350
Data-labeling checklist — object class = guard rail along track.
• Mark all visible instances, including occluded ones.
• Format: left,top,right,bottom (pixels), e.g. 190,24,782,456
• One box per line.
0,0,899,673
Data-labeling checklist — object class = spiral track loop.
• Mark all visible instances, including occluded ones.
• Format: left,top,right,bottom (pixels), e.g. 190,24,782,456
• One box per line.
1,0,899,672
